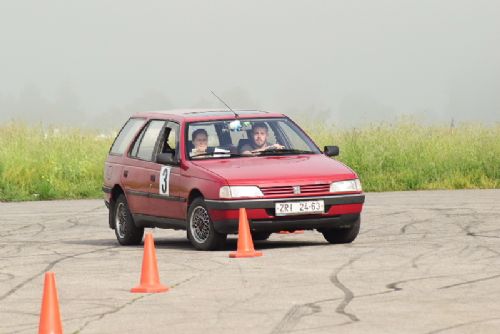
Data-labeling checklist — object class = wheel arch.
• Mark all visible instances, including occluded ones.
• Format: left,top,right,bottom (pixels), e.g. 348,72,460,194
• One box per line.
187,188,204,208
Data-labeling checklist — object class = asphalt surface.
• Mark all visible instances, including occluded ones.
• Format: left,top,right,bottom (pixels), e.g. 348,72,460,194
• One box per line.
1,190,499,334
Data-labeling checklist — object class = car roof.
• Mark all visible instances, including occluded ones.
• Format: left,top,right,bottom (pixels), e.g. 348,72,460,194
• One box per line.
130,109,286,122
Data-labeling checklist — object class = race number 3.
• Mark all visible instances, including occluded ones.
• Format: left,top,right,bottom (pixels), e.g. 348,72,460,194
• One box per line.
159,166,171,196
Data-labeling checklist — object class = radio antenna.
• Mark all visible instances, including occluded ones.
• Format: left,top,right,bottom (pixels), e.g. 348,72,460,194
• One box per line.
210,90,239,118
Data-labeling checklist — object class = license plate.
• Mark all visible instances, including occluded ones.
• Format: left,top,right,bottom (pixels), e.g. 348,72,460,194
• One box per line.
275,200,325,216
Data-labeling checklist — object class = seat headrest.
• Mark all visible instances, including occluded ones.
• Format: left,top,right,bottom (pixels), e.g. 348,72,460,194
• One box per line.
237,139,251,150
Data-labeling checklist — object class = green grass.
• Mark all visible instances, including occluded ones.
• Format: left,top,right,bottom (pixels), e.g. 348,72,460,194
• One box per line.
303,120,500,191
0,122,113,201
0,120,499,201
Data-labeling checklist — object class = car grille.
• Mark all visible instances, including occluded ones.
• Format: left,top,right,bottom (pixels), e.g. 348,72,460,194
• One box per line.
260,184,330,196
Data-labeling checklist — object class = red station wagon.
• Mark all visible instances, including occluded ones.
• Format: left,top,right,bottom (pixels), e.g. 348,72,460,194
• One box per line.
103,109,365,250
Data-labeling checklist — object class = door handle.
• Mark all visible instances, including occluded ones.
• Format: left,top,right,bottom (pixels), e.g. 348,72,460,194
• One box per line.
123,170,128,178
150,174,156,182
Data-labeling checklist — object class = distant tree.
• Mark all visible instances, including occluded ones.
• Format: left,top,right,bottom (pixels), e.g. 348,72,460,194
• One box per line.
14,83,54,123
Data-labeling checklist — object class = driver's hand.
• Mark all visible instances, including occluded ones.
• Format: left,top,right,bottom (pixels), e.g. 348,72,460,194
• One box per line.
270,143,284,149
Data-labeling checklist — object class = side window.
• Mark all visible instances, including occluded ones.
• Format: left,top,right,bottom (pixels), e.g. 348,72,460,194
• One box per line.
110,118,145,155
160,122,180,158
131,120,166,161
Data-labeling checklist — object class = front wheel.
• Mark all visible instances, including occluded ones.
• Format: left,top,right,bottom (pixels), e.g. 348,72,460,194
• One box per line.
321,217,360,244
187,198,227,251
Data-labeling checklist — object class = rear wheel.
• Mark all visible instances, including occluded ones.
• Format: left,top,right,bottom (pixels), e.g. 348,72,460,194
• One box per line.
187,197,227,250
114,194,144,245
321,217,360,244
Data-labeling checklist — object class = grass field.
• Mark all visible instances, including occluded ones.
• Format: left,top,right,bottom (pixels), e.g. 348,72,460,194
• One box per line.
0,120,499,201
302,120,500,191
0,123,113,201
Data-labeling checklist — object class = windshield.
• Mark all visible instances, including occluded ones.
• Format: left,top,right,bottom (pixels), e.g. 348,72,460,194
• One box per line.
186,118,320,159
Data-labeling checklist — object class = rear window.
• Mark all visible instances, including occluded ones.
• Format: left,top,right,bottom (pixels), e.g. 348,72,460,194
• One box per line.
109,118,146,155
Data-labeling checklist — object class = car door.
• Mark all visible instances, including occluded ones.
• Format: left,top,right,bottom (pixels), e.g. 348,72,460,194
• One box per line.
147,121,185,220
122,120,167,215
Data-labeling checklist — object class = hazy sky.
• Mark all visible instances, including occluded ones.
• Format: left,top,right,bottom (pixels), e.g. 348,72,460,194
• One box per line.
1,0,499,127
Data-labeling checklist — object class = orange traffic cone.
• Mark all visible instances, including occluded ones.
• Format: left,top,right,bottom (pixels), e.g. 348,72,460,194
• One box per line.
38,272,63,334
229,208,263,258
131,233,169,293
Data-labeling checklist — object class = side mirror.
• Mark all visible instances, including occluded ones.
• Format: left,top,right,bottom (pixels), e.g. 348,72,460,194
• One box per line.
324,146,339,157
156,152,179,165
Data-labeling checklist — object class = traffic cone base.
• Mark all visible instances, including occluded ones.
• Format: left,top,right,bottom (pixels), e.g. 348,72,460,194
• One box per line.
131,284,169,293
229,250,263,258
131,233,169,293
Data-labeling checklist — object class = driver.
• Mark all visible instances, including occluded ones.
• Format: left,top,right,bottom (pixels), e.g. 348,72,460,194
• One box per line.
240,122,284,155
190,129,209,157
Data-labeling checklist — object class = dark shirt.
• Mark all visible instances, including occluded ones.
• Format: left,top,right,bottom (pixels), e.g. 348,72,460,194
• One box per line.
240,142,269,154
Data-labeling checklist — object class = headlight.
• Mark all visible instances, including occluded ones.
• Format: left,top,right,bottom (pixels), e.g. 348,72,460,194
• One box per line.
330,179,362,192
219,186,264,199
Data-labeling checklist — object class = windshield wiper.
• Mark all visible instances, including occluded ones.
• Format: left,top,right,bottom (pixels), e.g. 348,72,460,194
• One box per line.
255,148,315,156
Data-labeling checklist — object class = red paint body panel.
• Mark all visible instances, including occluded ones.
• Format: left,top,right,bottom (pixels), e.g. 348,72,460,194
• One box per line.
191,154,356,186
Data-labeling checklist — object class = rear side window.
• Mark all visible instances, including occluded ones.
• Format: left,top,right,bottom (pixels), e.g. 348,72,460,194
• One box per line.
133,120,166,161
110,118,145,155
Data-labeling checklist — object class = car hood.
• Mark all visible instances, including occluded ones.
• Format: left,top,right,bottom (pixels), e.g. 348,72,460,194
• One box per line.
191,154,357,186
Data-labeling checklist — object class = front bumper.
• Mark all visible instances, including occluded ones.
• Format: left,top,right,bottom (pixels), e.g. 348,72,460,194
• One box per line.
213,213,360,234
205,193,365,210
206,193,365,234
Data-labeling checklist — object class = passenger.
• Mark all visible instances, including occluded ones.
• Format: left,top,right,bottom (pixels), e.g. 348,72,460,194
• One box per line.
190,129,209,157
240,122,284,155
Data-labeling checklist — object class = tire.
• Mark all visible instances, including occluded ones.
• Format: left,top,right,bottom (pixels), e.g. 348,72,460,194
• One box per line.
187,197,227,251
251,232,271,241
113,194,144,245
321,217,360,244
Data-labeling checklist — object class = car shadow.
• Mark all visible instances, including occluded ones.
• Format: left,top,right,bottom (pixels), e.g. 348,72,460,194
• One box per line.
63,236,327,251
63,239,120,247
226,238,326,250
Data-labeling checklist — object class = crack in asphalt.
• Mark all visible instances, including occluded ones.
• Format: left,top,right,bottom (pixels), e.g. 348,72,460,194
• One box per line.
438,273,500,290
386,275,452,292
400,218,432,234
0,271,15,282
0,246,117,302
329,254,367,323
269,251,368,334
0,223,42,238
411,246,442,269
425,316,500,334
468,234,500,239
71,295,146,334
72,271,210,334
476,245,500,257
269,304,322,334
